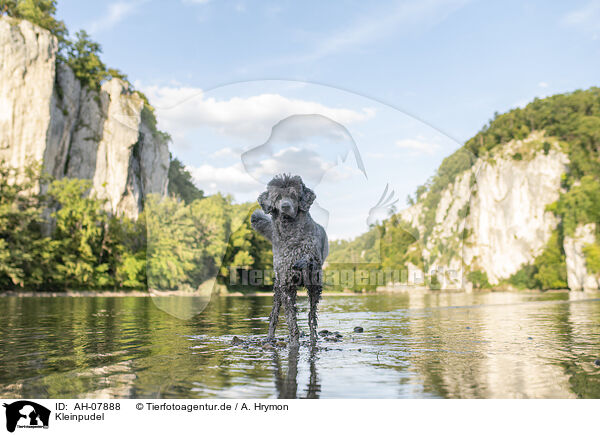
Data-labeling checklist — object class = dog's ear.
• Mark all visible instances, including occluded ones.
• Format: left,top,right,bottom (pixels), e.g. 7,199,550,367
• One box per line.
258,190,274,214
299,183,316,212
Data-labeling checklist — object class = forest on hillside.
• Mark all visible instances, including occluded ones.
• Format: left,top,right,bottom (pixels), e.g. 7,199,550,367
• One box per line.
1,1,599,292
328,87,600,291
0,1,273,291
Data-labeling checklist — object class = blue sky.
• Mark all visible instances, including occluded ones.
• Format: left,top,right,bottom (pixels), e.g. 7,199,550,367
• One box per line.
55,0,600,238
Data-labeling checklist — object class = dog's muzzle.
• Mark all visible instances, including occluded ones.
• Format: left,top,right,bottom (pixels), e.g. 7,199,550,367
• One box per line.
279,199,297,217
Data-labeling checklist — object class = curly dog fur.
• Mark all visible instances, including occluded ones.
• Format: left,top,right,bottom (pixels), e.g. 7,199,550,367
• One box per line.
251,174,328,346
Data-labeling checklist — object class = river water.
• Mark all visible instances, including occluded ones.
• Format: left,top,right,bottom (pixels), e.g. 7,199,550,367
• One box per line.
1,291,599,398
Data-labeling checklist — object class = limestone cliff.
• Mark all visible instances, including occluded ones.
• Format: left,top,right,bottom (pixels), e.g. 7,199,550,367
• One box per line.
564,224,599,292
399,131,597,291
0,17,169,218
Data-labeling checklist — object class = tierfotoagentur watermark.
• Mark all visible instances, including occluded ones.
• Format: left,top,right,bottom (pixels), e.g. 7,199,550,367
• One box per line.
229,266,462,289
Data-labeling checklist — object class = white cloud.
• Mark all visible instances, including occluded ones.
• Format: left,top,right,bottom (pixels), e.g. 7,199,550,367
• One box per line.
563,1,600,37
245,146,356,185
538,81,549,88
187,163,261,197
88,1,145,34
396,138,439,155
139,84,375,144
189,147,359,198
209,147,241,159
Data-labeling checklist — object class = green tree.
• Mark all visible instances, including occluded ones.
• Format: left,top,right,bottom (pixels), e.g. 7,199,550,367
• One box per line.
65,30,108,90
467,270,490,289
548,176,600,236
0,162,49,288
1,0,67,44
533,232,568,289
46,178,112,289
145,195,198,290
106,215,147,289
583,243,600,275
168,155,204,204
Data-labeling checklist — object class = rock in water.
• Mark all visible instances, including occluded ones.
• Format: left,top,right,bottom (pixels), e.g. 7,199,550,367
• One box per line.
231,336,243,345
262,343,274,351
353,326,364,333
594,359,600,367
275,341,286,348
318,330,330,336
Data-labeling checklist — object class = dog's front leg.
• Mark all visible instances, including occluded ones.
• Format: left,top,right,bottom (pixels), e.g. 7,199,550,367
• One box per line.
250,209,273,242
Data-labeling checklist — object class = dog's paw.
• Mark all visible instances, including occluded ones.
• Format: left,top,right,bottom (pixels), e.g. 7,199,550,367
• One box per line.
251,209,267,222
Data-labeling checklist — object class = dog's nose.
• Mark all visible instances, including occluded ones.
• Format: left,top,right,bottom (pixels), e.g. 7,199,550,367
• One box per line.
281,201,292,210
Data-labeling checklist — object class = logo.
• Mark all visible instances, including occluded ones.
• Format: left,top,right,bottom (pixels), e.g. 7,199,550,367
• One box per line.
2,401,50,433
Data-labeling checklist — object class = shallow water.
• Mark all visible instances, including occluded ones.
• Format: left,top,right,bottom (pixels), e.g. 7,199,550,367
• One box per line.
1,291,599,398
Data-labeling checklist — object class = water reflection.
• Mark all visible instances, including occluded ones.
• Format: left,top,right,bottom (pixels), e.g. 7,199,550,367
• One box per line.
273,347,320,399
0,293,599,398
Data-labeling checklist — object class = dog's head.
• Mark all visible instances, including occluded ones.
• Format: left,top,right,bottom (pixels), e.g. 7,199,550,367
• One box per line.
258,174,315,219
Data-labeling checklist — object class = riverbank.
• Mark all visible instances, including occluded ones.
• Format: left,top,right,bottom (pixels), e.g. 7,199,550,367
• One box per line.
1,288,589,298
0,289,367,297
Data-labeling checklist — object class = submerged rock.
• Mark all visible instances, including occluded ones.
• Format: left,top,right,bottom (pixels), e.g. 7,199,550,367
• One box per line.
594,359,600,367
231,336,243,345
275,341,286,348
318,330,330,336
262,343,275,351
353,326,364,333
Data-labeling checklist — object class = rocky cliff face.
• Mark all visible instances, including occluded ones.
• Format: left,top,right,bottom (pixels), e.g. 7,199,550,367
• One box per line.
564,224,599,292
399,131,598,291
0,17,169,218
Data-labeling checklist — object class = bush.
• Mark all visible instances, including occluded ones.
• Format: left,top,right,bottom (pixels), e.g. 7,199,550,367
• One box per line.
548,176,600,236
508,264,540,289
543,141,551,155
467,270,490,289
533,231,568,289
1,0,67,43
583,243,600,275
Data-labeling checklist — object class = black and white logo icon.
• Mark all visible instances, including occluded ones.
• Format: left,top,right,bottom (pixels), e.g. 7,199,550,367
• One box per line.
3,401,50,433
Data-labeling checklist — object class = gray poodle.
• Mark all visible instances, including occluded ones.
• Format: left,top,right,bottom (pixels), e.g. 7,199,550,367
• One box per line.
251,174,328,346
